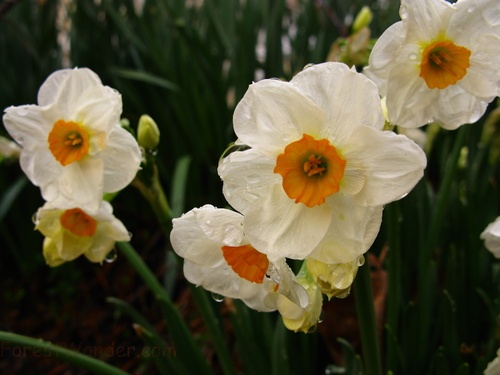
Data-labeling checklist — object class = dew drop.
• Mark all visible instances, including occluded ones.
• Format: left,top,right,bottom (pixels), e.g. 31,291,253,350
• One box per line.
205,219,211,225
409,52,417,60
318,310,325,324
467,5,475,13
104,248,118,263
212,292,225,302
31,213,38,225
357,255,365,267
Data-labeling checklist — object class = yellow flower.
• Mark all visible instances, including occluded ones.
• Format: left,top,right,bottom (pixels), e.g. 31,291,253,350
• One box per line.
35,201,130,266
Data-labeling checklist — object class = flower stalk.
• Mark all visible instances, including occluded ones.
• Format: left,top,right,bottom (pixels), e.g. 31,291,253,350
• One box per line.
353,261,382,375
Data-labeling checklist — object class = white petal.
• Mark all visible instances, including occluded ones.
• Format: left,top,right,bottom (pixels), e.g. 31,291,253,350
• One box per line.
344,126,426,206
310,198,383,264
233,79,325,157
218,148,280,215
45,68,109,119
74,84,122,135
37,68,102,107
52,157,104,212
435,85,488,130
99,125,141,193
384,64,440,128
3,105,51,148
401,0,454,41
364,22,406,87
480,216,500,258
449,0,500,43
19,144,63,199
290,62,385,144
243,184,332,261
195,207,245,246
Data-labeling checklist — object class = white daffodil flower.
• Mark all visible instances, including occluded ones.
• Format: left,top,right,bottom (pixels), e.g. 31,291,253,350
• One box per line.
35,201,130,267
480,216,500,259
364,0,500,130
3,68,142,212
218,62,426,262
170,205,308,313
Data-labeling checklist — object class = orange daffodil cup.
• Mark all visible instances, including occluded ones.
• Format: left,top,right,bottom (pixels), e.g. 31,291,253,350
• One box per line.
3,68,142,212
218,62,426,264
2,68,142,266
364,0,500,129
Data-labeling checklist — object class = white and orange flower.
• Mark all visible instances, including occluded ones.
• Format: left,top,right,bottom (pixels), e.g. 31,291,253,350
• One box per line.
3,68,142,212
170,205,309,313
364,0,500,129
35,201,130,267
218,62,425,262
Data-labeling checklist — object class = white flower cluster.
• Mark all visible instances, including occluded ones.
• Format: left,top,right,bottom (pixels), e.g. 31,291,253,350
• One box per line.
3,68,141,266
171,62,427,332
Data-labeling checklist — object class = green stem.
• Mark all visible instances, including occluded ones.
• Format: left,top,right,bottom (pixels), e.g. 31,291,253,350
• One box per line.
133,163,173,236
116,241,213,375
0,331,127,375
189,287,237,375
420,126,467,275
385,202,401,373
354,261,382,375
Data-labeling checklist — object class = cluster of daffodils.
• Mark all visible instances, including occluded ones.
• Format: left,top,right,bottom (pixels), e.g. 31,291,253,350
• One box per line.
2,68,141,266
171,62,427,332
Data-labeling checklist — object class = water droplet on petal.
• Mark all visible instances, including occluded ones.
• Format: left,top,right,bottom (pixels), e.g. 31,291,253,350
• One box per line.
212,292,225,302
318,310,325,324
409,52,418,60
467,5,475,13
32,213,38,225
205,219,211,225
104,248,118,263
357,255,365,267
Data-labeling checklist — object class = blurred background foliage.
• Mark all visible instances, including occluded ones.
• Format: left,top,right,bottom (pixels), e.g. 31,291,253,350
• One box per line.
0,0,498,374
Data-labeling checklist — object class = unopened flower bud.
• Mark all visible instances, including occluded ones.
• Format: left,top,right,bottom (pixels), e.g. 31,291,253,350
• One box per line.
138,114,160,150
352,6,373,33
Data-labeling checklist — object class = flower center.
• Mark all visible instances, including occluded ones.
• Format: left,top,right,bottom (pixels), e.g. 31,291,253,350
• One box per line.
48,120,90,166
274,134,346,207
419,39,471,89
60,208,97,237
221,244,269,283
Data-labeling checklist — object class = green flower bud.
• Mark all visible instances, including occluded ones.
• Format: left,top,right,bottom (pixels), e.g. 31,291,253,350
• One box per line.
352,6,373,33
138,114,160,150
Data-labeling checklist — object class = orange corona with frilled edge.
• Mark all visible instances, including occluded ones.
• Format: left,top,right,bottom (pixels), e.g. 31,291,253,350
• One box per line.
48,120,90,166
420,39,471,89
60,208,97,237
221,244,269,283
274,134,346,207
